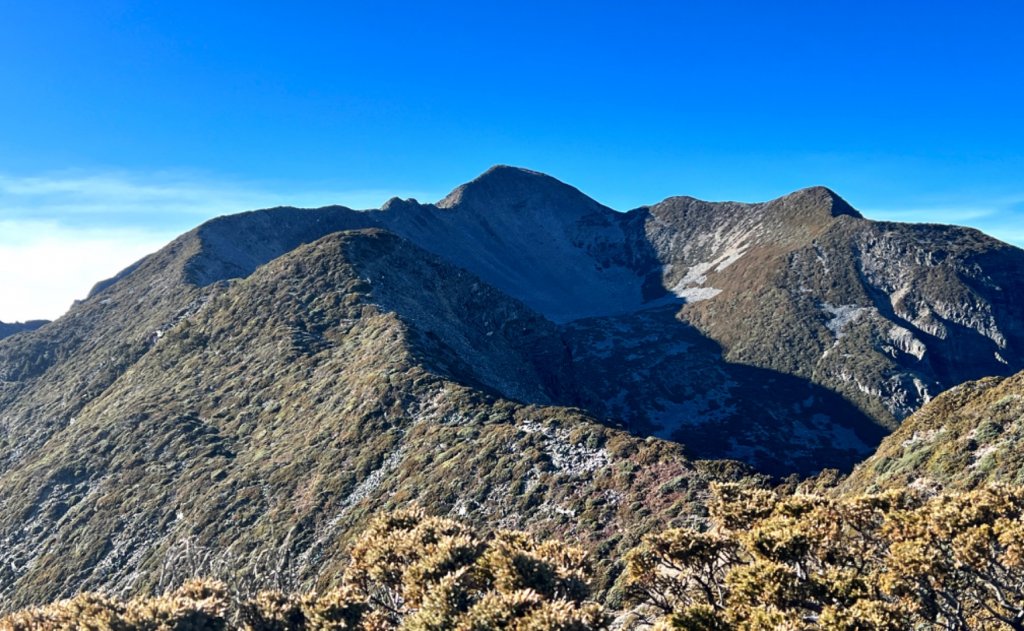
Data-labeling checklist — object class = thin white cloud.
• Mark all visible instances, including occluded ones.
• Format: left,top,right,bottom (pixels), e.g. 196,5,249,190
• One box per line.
0,172,263,224
0,220,172,322
862,197,1024,248
0,170,442,322
0,170,441,221
865,207,999,224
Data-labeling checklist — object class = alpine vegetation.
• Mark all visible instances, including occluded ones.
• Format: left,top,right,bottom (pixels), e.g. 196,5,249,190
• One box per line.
2,168,1024,628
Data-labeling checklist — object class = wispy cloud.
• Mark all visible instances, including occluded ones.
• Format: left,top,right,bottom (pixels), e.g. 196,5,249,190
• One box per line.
0,219,171,322
862,195,1024,247
0,172,255,229
0,170,442,322
4,169,1019,323
0,170,440,226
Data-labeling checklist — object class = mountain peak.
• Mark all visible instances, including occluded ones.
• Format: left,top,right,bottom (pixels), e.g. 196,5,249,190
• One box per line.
481,164,547,179
648,185,862,243
779,186,862,220
436,165,608,214
381,196,422,212
465,164,553,188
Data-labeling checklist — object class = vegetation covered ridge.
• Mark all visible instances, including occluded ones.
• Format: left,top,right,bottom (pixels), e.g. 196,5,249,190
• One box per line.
5,483,1024,630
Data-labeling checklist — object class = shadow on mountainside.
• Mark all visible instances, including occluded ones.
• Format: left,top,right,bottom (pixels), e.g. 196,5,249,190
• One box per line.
317,203,895,479
561,306,889,478
345,215,888,479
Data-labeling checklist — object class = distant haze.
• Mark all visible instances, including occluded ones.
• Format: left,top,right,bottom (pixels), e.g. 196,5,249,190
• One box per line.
1,170,1022,322
2,4,1022,320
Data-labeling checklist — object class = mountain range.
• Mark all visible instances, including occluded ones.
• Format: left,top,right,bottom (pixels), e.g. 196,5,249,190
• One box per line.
1,165,1023,608
0,320,47,341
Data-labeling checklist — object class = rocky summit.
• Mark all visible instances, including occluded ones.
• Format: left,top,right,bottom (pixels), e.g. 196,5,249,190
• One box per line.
1,166,1023,608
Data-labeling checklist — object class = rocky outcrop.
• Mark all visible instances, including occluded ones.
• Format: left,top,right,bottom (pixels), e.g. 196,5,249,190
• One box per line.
841,369,1024,494
1,166,1022,607
0,229,743,609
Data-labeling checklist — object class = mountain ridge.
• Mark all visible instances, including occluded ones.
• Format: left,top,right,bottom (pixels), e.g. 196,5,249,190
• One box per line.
0,226,748,608
50,166,1024,446
19,166,1024,442
0,320,48,341
841,368,1024,494
2,165,1023,607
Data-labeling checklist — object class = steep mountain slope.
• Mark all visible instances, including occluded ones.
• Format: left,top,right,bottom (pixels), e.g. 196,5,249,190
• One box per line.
1,166,1023,608
0,320,47,341
841,369,1024,494
3,167,1022,480
384,167,662,322
375,170,890,473
155,167,1024,439
0,229,746,609
378,170,1024,435
0,234,215,477
644,186,1024,426
564,308,884,475
184,167,659,324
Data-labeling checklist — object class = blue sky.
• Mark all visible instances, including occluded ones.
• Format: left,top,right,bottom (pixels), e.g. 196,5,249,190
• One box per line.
1,1,1023,320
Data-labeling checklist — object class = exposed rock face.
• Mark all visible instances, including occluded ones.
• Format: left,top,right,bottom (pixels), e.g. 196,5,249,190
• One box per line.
0,165,1022,607
841,369,1024,494
0,228,744,609
172,167,1024,432
642,187,1024,427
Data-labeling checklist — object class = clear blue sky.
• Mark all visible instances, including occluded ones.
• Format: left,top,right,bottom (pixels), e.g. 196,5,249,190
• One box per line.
1,1,1023,320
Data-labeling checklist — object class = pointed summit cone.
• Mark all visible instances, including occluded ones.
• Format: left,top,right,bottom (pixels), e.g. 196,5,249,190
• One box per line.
436,165,612,218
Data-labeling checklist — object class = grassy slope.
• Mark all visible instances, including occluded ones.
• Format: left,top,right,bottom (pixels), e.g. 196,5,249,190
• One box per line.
842,370,1024,494
0,229,749,610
